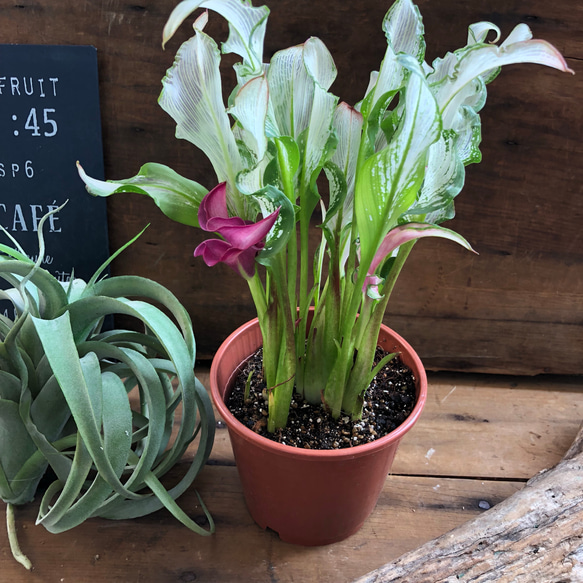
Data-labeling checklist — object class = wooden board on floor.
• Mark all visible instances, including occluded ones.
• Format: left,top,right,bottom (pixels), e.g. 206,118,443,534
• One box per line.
1,373,580,581
0,470,522,583
200,371,583,480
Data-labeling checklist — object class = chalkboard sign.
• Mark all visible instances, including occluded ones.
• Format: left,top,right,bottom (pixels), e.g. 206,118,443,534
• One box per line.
0,44,108,295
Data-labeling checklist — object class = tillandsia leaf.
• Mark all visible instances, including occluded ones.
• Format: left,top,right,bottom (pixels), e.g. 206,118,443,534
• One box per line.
162,0,269,84
31,293,214,532
1,214,215,566
0,400,40,504
0,244,32,264
32,317,143,500
36,371,134,533
77,162,208,228
159,22,242,197
0,261,67,321
86,227,149,289
95,375,213,527
89,275,197,364
355,55,441,271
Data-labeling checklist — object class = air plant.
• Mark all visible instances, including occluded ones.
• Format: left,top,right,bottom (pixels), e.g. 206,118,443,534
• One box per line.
0,208,215,569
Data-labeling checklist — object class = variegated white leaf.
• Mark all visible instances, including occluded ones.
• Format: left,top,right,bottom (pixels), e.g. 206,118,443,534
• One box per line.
354,55,441,267
467,22,501,46
433,30,573,127
162,0,269,81
159,28,242,194
330,102,364,226
383,0,425,60
228,75,269,161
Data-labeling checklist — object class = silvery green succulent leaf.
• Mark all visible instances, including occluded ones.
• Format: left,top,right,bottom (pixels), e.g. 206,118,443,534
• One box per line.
78,162,208,228
1,222,215,565
163,0,269,83
159,23,242,192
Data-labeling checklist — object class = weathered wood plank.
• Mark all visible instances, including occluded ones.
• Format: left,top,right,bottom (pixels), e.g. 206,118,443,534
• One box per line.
199,371,583,480
353,424,583,583
0,0,580,373
0,471,522,583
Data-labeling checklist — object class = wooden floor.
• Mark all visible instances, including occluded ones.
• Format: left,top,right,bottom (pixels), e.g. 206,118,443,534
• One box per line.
2,370,582,582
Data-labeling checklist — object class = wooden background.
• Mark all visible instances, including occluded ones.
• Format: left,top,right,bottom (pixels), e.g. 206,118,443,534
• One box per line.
1,0,581,374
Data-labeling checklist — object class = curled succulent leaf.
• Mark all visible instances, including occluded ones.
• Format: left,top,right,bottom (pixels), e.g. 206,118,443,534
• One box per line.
0,215,215,568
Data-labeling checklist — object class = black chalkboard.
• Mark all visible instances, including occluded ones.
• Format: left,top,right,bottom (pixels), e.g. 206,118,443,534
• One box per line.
0,44,108,296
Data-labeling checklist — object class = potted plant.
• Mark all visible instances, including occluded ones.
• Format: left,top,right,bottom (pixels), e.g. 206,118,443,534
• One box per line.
0,207,215,569
78,0,572,545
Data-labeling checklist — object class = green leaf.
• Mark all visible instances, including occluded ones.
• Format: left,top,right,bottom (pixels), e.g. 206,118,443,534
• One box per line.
78,162,207,228
355,55,441,269
273,136,300,201
0,400,37,489
252,186,296,267
89,276,196,365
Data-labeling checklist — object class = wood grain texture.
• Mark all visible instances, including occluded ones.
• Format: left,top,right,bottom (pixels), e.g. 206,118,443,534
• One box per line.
0,0,581,373
353,423,583,583
0,373,581,581
202,371,583,480
0,471,522,583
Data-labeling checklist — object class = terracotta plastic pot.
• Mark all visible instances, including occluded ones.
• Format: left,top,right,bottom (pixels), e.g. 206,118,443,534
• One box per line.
209,315,427,546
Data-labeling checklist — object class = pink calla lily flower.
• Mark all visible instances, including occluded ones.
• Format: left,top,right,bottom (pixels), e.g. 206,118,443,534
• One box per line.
194,183,280,278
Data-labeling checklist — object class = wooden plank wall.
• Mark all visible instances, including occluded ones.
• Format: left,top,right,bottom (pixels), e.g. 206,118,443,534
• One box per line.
1,0,581,374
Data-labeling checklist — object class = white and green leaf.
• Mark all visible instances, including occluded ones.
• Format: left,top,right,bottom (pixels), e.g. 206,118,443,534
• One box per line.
78,162,207,228
162,0,269,82
354,55,441,269
159,26,242,189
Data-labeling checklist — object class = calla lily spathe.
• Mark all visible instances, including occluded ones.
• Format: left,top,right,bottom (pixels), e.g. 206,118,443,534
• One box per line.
194,183,280,278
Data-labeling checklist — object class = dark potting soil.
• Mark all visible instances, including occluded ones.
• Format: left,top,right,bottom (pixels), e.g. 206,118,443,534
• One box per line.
226,347,417,450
